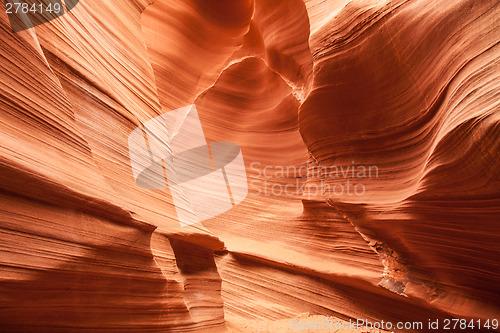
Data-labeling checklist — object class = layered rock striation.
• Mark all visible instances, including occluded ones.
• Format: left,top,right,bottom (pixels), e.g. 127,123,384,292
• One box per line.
0,0,498,332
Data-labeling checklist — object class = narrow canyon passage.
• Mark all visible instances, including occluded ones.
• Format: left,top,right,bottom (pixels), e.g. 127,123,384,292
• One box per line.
0,0,499,332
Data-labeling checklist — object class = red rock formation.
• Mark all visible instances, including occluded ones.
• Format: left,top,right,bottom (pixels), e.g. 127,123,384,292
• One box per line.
0,0,498,332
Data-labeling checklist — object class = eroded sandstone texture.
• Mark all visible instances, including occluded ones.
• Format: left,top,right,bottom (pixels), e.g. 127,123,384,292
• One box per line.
0,0,499,332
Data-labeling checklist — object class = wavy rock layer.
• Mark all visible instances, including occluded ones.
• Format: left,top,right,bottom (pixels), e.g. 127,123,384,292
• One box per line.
301,0,500,319
0,0,499,332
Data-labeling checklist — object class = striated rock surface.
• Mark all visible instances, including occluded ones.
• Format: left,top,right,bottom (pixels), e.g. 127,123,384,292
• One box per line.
0,0,499,332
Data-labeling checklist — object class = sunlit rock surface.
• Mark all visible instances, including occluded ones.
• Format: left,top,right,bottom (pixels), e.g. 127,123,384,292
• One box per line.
0,0,498,332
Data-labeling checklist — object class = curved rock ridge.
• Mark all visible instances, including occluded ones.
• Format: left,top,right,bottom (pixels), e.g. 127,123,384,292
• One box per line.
0,0,498,332
301,0,500,320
